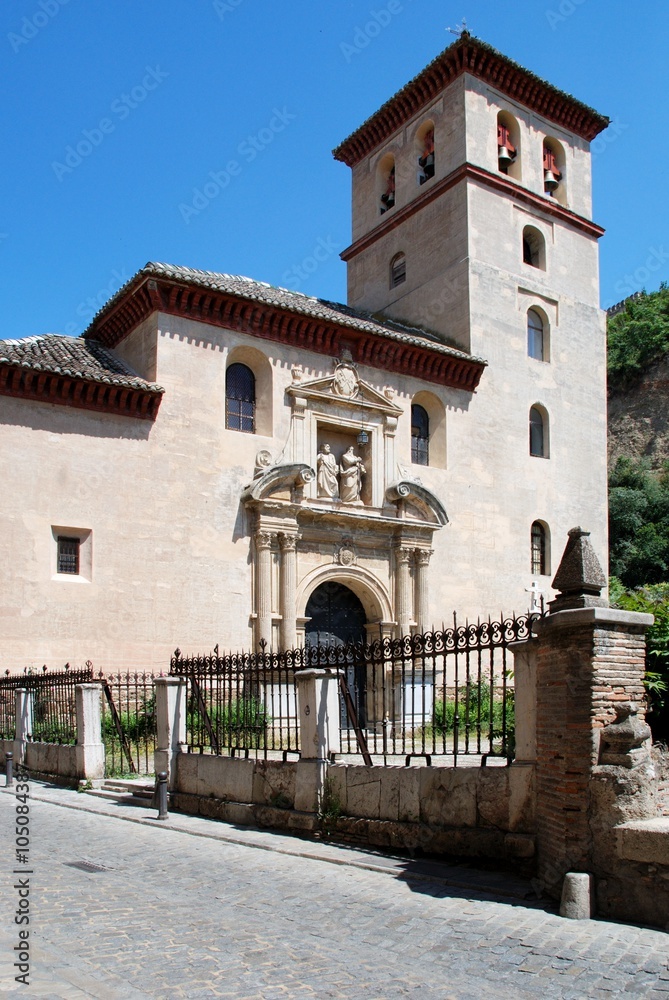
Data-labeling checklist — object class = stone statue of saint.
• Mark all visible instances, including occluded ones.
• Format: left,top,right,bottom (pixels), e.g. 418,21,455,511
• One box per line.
339,446,365,504
316,443,339,499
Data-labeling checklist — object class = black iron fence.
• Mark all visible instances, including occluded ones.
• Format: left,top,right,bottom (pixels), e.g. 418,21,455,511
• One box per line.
0,665,93,744
334,613,539,764
170,645,301,758
99,671,156,776
170,611,539,765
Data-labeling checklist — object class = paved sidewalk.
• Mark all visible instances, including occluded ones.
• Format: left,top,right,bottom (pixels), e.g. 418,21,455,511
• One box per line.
1,781,668,998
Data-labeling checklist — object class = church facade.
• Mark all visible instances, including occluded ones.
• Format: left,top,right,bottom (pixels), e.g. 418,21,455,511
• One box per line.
0,35,610,672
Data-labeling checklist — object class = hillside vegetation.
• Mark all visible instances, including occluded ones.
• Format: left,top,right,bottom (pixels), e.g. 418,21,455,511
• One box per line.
608,282,669,389
607,285,669,738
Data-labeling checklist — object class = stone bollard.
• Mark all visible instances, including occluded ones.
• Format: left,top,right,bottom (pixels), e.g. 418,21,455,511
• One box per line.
156,771,169,820
560,872,594,919
5,751,13,786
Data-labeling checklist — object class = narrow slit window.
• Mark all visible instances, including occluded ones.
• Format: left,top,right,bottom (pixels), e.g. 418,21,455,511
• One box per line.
527,310,545,361
390,253,406,288
529,406,546,457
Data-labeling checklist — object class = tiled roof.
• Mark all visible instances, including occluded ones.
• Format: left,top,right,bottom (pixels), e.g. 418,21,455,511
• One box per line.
87,261,481,366
0,334,164,392
333,34,609,166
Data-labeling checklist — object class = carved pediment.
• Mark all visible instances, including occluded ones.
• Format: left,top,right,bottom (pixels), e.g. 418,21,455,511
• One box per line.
386,480,448,526
286,361,402,416
242,463,315,503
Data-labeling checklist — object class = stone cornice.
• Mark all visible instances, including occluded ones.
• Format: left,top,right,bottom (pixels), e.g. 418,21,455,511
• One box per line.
0,363,162,420
341,162,604,262
333,35,609,167
89,273,486,394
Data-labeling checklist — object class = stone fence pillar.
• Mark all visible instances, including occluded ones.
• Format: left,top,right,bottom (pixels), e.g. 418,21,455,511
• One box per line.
529,527,656,918
75,683,105,780
294,668,340,812
154,677,187,791
14,689,33,766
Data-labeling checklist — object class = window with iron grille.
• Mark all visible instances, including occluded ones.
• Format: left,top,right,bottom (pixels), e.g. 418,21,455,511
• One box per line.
57,537,80,575
411,403,429,465
390,253,406,288
531,521,547,575
225,363,255,433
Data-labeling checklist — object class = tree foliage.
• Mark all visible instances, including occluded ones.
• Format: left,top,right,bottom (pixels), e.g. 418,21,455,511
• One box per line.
609,577,669,741
608,457,669,588
607,283,669,388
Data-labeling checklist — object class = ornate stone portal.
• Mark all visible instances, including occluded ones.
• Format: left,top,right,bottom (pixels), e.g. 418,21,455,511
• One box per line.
241,361,448,650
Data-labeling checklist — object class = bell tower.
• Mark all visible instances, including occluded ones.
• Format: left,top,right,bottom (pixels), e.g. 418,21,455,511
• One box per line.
333,34,612,614
334,33,609,358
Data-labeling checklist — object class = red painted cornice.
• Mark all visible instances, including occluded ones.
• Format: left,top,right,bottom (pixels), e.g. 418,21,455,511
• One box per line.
334,35,609,167
341,162,604,261
0,364,162,420
90,274,485,394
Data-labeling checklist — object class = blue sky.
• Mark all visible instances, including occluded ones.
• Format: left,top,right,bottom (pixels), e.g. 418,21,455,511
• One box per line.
1,0,667,340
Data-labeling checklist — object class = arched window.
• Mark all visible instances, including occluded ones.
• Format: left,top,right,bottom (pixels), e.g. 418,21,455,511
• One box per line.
522,226,545,269
378,154,396,215
529,406,548,458
390,252,406,288
411,404,429,465
225,363,255,433
497,111,520,179
416,121,435,185
531,521,549,575
527,309,546,361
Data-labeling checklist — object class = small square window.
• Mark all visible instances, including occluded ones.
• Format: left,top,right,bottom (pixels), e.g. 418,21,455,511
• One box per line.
57,537,80,575
52,527,92,581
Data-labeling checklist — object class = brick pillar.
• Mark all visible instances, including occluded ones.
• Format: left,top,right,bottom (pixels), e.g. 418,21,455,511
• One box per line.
533,606,652,895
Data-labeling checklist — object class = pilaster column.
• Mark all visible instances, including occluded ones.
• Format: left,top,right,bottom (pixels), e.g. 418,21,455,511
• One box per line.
394,545,413,637
255,530,274,650
154,676,187,790
75,683,105,780
279,532,299,651
14,689,33,767
414,548,433,633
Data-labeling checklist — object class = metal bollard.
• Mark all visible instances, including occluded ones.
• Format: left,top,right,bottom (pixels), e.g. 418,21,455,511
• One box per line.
156,771,168,820
5,751,13,787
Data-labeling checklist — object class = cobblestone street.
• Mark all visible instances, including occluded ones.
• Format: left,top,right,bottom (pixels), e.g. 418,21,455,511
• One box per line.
1,785,668,999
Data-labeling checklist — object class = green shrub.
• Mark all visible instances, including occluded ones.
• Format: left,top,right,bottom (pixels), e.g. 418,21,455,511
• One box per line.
433,682,515,755
188,697,271,749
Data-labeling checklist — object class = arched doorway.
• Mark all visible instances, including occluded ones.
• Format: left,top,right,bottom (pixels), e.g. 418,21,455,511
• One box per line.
304,581,367,646
305,581,367,726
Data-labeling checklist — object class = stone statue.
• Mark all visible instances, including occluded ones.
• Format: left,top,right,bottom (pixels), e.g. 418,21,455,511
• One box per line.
316,444,339,499
339,446,365,504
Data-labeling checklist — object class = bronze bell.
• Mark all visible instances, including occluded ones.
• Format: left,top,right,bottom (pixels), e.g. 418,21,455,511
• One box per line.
544,168,559,192
498,145,515,168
